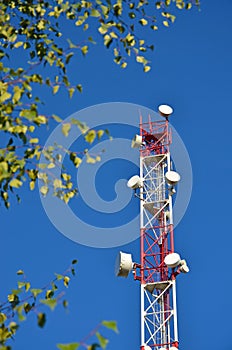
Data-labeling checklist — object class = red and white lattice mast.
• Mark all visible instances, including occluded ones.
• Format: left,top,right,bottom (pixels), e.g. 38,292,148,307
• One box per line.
116,105,189,350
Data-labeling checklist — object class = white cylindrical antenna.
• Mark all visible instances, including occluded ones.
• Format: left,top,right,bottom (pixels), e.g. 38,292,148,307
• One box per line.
165,171,181,186
131,134,143,148
127,175,143,189
179,264,190,273
115,251,133,278
164,253,181,268
158,104,173,118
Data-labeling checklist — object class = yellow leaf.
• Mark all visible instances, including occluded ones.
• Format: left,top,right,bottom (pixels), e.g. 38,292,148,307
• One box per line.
47,163,55,169
14,41,23,48
110,31,118,38
36,115,47,124
0,92,11,103
62,123,71,137
29,125,35,132
29,138,39,144
91,9,101,17
53,179,63,189
85,130,96,144
139,19,148,26
74,157,82,168
40,186,49,196
144,66,151,72
121,62,127,68
163,20,169,27
63,276,70,287
9,179,23,188
61,173,71,181
151,25,158,30
176,2,185,9
81,45,88,55
98,26,108,34
53,85,60,94
136,56,147,64
86,155,96,164
30,181,35,191
97,130,104,139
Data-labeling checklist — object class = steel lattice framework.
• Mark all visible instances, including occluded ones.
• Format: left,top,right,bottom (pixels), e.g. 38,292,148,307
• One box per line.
133,116,179,350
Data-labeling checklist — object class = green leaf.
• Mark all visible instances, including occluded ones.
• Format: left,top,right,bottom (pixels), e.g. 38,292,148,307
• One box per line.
0,91,11,103
72,259,78,265
63,300,68,308
91,9,101,17
65,53,74,64
62,123,71,137
18,281,26,289
86,155,96,164
9,179,23,188
17,270,24,275
98,26,108,35
13,86,23,103
102,320,118,333
57,343,80,350
136,56,145,63
88,344,100,350
40,298,57,311
0,313,7,324
25,282,31,292
31,288,43,298
38,313,46,328
96,332,109,349
77,84,83,93
40,186,49,196
55,273,64,280
69,88,75,98
52,114,63,123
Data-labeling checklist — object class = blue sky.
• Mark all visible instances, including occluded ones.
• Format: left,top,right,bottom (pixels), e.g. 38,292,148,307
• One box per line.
1,1,232,349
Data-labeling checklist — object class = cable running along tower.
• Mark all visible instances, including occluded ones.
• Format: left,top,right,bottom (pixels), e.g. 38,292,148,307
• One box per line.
116,105,189,350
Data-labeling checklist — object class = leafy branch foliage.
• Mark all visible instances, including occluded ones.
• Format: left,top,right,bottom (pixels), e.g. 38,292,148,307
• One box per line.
0,0,199,207
0,260,77,349
0,260,118,350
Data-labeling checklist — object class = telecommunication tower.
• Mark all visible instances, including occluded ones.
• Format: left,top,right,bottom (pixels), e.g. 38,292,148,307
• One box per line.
115,105,189,350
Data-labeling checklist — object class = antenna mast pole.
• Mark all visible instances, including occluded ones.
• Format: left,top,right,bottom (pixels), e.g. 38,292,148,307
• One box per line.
133,107,186,350
116,105,189,350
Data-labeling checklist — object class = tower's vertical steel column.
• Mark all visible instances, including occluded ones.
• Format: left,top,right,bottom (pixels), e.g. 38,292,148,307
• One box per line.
139,117,179,350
